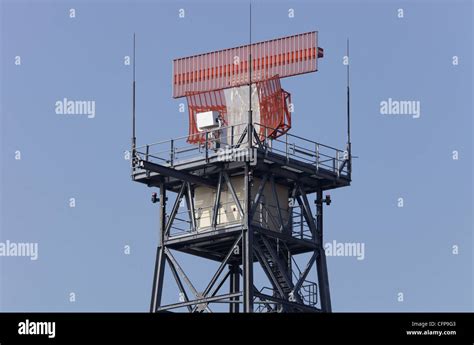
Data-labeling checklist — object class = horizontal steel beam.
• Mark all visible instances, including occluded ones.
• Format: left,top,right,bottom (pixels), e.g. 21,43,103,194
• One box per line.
164,226,242,247
140,160,215,188
254,291,321,313
156,292,242,312
253,226,318,250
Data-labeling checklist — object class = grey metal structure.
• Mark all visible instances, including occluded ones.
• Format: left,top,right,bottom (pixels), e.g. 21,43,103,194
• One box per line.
130,33,352,313
131,121,351,312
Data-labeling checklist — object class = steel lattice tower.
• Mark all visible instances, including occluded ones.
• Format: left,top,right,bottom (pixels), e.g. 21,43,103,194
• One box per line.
130,31,352,313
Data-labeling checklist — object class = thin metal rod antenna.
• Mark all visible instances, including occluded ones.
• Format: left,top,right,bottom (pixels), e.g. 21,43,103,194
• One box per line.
132,33,137,152
247,1,252,144
346,38,351,168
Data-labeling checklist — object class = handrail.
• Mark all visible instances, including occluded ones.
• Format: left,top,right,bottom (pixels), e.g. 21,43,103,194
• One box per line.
254,122,345,152
134,123,247,150
132,121,351,177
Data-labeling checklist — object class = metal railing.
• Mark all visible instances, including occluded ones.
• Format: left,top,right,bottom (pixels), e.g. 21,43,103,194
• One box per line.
167,199,243,238
132,122,350,178
133,123,249,169
290,203,313,241
166,188,317,243
254,123,350,177
251,201,314,241
255,287,280,313
300,282,318,307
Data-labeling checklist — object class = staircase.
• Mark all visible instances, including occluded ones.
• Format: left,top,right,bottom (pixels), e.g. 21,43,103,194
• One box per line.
256,236,293,297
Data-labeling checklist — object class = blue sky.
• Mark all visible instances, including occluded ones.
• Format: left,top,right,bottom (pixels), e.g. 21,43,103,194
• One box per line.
0,0,472,311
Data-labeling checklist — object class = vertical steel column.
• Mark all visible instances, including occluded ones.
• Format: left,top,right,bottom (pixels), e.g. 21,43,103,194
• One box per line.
229,264,240,313
315,189,332,312
150,182,167,312
243,164,254,312
244,5,254,311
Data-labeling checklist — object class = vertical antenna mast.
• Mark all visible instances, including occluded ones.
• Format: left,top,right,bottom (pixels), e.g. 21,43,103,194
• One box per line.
247,1,252,144
346,39,351,173
132,33,137,153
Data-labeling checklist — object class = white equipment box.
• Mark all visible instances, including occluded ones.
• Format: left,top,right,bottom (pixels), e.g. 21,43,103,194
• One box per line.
196,111,220,131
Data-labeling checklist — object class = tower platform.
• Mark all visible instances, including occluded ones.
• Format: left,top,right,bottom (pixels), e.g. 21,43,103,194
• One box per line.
131,124,350,263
